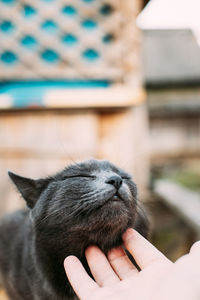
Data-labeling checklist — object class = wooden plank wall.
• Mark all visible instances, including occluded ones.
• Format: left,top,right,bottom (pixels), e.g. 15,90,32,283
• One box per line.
0,106,149,216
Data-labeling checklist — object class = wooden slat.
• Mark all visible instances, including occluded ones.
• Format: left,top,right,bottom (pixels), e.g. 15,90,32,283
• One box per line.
44,87,146,108
154,180,200,236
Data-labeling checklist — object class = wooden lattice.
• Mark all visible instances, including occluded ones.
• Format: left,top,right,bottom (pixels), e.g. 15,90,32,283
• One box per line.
0,0,141,82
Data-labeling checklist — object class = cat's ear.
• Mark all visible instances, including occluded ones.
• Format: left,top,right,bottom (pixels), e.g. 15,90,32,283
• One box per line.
8,171,50,209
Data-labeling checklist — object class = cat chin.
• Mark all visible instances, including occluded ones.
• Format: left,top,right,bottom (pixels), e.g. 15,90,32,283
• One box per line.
77,213,131,244
101,197,130,210
88,207,130,227
90,223,130,253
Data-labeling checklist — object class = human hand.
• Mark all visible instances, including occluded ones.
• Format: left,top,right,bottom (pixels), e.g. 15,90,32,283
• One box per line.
64,229,200,300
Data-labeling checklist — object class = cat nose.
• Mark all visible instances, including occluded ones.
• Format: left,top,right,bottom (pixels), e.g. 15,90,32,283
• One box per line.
106,175,123,190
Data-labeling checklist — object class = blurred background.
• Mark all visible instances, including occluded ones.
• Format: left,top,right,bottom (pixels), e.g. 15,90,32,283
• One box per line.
0,0,200,275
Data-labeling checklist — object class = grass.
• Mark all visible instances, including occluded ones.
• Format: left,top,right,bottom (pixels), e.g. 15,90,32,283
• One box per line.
172,170,200,191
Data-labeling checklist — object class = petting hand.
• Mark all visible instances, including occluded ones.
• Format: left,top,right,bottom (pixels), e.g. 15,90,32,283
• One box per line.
64,228,200,300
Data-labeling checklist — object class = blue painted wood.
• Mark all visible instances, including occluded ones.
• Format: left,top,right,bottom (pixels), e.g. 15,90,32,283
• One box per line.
0,80,110,108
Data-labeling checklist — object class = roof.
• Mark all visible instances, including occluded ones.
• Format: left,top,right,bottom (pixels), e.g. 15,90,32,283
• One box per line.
137,0,200,86
142,29,200,87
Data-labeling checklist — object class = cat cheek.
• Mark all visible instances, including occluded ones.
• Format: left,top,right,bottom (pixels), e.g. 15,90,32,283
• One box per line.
121,183,133,198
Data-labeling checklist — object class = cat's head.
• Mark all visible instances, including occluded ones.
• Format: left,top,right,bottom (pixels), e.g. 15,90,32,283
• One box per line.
8,159,148,254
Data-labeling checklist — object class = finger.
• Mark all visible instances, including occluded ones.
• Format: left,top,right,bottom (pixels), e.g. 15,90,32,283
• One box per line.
107,246,138,280
123,228,171,269
85,246,120,286
64,255,98,300
189,241,200,262
190,241,200,254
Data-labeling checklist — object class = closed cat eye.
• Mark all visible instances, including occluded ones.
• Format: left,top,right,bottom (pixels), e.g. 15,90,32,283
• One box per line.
121,176,131,180
64,175,96,179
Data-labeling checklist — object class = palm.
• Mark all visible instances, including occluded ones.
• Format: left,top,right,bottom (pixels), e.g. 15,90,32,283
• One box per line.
65,229,200,300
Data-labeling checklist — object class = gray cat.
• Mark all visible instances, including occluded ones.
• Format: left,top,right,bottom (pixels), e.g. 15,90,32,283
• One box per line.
0,159,148,300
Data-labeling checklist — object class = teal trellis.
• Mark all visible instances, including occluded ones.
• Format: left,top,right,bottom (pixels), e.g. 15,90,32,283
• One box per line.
0,0,126,81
